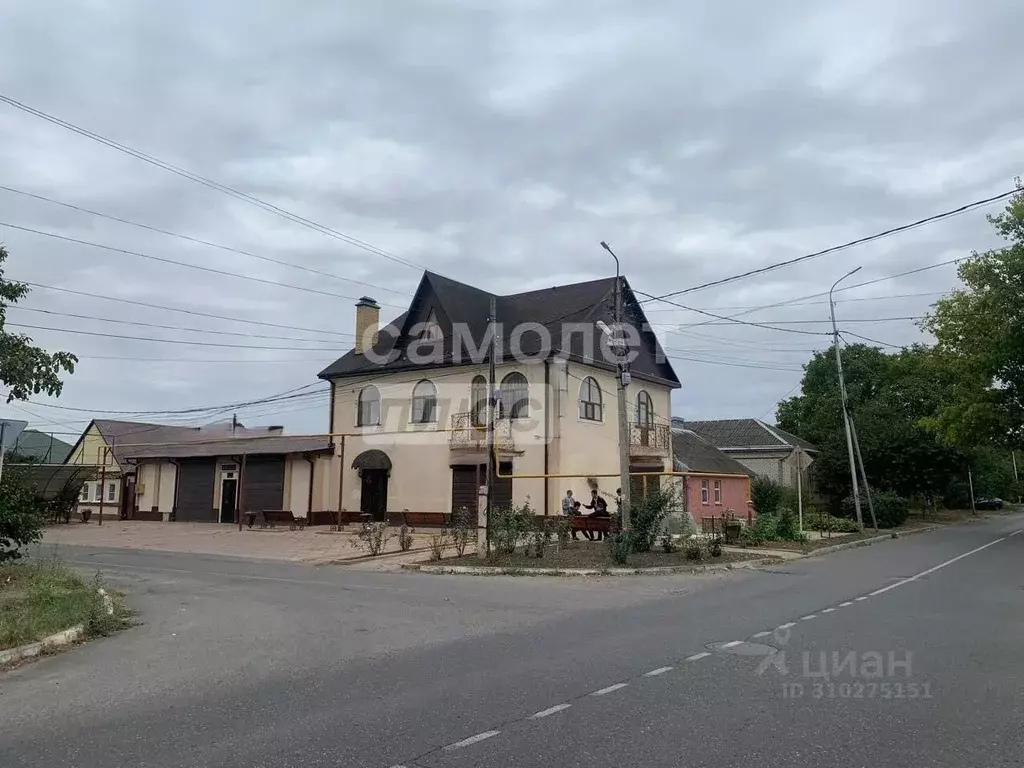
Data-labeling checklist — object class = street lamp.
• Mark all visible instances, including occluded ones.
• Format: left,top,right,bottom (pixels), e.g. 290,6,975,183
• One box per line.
830,266,864,530
599,241,632,532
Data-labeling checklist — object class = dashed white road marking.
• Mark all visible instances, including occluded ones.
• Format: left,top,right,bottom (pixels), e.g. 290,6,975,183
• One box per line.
644,666,674,677
686,652,711,661
1010,530,1022,537
752,631,772,639
444,731,500,751
722,641,743,648
868,579,910,596
855,596,869,601
839,601,853,607
800,614,816,621
778,622,796,629
529,703,571,719
821,608,835,613
591,683,628,696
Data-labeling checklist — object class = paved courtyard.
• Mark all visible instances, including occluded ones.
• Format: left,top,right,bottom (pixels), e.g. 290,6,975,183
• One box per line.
41,520,454,565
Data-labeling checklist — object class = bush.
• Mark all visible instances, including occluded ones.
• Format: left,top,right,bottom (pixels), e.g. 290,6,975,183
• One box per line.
805,510,859,533
490,498,534,555
628,485,681,553
1,470,45,562
351,520,392,556
841,491,910,529
660,532,678,553
449,506,473,557
607,532,631,565
707,534,723,557
740,513,778,546
398,524,414,552
428,532,448,561
773,508,803,541
683,538,705,561
751,476,783,517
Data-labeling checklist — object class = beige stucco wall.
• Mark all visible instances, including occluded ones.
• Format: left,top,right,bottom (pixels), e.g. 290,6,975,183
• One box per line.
287,456,312,514
330,360,674,517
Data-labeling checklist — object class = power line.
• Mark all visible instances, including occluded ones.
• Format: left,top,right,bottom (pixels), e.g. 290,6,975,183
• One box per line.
7,322,349,351
635,290,832,337
0,184,411,298
8,306,351,344
0,92,429,273
20,281,354,338
673,254,976,333
0,221,407,308
642,186,1018,303
681,315,928,327
840,330,904,349
645,290,947,313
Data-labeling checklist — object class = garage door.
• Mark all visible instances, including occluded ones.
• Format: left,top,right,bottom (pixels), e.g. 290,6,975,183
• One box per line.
242,455,286,513
176,458,217,522
451,463,512,513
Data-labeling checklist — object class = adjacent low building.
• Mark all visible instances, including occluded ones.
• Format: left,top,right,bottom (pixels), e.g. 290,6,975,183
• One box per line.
671,427,754,527
65,419,336,523
674,418,816,491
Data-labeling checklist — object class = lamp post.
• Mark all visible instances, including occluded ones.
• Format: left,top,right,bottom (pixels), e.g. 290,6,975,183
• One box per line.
830,266,864,531
600,241,632,533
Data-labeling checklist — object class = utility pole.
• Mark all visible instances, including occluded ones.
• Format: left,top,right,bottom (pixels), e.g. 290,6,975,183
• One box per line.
482,295,497,558
830,266,864,531
968,467,977,515
1013,450,1020,502
849,417,879,531
601,241,632,533
796,447,803,534
0,421,7,489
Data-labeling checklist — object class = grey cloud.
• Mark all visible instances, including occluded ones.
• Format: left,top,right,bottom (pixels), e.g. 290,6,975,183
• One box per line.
1,0,1022,436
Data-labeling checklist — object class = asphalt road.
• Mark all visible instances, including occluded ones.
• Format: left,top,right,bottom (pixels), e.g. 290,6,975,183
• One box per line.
2,515,1022,767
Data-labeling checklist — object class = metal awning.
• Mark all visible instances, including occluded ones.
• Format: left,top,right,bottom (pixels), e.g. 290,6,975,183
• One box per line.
4,463,103,501
351,449,392,472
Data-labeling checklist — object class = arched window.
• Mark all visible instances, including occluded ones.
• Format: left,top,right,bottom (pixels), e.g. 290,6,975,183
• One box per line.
471,375,488,426
411,379,437,424
500,372,530,419
357,385,380,427
636,390,653,427
578,376,603,421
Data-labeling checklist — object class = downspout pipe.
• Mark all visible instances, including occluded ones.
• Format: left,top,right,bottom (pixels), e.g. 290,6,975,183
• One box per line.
305,453,316,520
170,458,180,522
543,358,550,516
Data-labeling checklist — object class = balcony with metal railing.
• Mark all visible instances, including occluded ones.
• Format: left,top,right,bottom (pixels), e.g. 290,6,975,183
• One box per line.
449,412,515,453
628,422,671,458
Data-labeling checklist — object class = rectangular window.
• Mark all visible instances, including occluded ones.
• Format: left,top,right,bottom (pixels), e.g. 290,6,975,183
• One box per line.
107,482,117,502
700,480,709,505
713,480,722,505
79,483,90,502
93,483,103,502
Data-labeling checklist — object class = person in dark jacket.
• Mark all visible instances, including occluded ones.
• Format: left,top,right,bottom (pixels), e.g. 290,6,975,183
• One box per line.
584,489,610,540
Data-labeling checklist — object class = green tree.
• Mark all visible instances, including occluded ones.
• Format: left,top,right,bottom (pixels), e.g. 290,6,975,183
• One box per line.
0,466,45,561
777,343,966,507
922,181,1024,448
0,244,78,402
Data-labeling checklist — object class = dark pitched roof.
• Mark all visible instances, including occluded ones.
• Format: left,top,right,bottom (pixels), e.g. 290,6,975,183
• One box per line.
119,434,332,460
672,429,755,476
74,420,311,463
6,429,73,463
673,418,817,452
318,271,680,387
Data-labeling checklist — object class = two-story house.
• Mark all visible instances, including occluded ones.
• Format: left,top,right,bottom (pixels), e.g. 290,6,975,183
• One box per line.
318,271,680,522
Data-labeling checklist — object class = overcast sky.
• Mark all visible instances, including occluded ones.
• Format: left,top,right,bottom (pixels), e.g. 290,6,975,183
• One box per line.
1,0,1021,444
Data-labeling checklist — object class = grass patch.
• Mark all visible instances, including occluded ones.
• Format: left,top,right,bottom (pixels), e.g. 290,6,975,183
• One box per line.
443,542,764,570
0,555,131,651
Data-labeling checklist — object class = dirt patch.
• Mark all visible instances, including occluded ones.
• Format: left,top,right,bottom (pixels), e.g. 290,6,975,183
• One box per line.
443,543,764,570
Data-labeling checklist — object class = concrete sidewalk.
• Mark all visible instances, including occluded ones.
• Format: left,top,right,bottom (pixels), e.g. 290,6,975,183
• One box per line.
41,520,455,565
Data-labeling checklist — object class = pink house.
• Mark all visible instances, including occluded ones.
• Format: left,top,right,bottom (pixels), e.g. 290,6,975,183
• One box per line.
672,428,754,526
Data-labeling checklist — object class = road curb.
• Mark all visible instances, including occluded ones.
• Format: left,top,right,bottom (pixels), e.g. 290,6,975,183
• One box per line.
0,625,85,666
794,524,942,559
313,545,435,566
401,557,781,577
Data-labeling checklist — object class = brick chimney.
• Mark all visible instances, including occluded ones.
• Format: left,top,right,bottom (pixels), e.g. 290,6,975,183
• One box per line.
354,296,380,354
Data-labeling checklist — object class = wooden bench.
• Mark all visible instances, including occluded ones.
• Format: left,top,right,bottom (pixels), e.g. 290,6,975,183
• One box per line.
261,510,306,531
571,515,612,534
393,511,451,528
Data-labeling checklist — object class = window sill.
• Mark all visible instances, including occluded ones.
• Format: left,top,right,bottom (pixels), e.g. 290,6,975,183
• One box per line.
577,417,605,426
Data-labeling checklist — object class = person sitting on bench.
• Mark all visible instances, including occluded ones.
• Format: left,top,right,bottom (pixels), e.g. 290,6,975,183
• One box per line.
583,489,610,540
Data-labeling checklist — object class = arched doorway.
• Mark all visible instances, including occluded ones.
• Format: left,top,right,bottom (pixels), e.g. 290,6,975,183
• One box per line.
352,449,392,521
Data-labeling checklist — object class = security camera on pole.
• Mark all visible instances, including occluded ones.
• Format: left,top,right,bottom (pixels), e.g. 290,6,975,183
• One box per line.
599,241,632,533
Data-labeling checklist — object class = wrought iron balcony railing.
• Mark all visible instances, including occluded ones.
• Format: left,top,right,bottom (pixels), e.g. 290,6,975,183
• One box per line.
629,422,671,457
449,412,514,451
